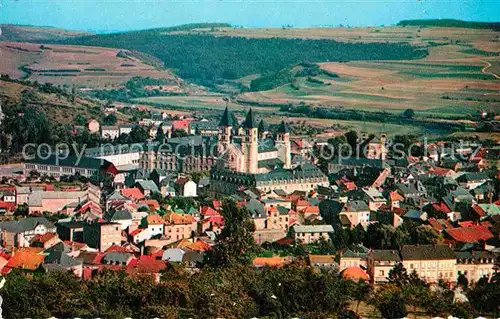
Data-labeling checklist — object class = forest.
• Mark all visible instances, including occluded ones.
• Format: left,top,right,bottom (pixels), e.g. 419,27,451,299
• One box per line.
56,30,428,87
398,19,500,31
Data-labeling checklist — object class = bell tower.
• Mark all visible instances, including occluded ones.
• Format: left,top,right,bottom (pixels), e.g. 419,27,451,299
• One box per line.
241,109,258,174
276,121,291,169
218,106,234,154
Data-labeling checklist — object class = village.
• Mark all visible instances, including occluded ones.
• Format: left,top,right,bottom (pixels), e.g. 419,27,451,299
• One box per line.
0,104,498,295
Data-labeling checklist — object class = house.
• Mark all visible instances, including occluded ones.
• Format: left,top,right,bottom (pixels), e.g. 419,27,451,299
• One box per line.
101,126,120,139
56,221,84,242
43,243,83,278
0,217,56,249
367,249,401,284
456,172,489,190
340,200,370,228
164,212,197,244
291,225,333,244
144,214,165,238
83,221,122,252
136,180,159,197
181,180,197,197
339,247,368,271
253,256,287,268
29,232,60,249
363,188,387,211
456,250,498,284
400,244,456,283
309,255,337,268
445,225,494,245
119,124,135,135
120,188,144,201
129,228,150,244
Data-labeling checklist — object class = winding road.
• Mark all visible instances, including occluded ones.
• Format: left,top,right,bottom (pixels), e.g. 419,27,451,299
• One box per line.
481,60,500,80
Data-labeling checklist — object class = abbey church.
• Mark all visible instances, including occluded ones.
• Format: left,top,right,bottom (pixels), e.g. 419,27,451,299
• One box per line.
210,107,329,196
216,107,291,174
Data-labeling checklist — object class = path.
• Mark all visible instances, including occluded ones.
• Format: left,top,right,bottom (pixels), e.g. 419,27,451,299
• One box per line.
481,60,500,80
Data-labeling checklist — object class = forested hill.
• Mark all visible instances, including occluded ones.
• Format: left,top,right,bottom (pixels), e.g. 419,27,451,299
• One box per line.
398,19,500,31
55,28,428,87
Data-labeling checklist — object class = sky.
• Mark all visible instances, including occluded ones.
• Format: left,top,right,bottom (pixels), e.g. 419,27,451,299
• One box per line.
0,0,499,33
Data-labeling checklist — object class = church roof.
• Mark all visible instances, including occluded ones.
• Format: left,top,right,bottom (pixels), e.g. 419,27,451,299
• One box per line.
219,106,235,127
277,121,289,134
258,119,267,132
242,109,258,129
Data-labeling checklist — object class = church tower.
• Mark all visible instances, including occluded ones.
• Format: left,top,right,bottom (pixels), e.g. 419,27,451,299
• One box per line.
241,109,258,174
217,106,234,154
276,121,291,169
258,119,268,140
379,123,388,160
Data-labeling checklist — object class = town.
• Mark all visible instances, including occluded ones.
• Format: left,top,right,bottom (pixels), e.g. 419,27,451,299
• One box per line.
0,101,500,317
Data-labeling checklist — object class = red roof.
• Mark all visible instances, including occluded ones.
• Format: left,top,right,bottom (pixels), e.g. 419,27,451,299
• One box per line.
341,266,370,281
121,188,144,200
126,255,166,275
428,218,453,231
130,228,146,236
431,202,452,214
201,206,219,217
172,119,191,131
139,200,160,211
446,226,493,243
430,167,455,177
0,202,16,211
471,205,487,218
105,245,135,253
30,232,58,244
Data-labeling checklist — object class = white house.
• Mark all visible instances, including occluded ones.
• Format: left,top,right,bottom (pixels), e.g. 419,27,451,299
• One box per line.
182,181,198,197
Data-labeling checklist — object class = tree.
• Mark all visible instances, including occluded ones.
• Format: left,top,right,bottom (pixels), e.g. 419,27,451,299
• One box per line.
171,129,188,138
103,113,118,125
204,200,259,267
351,279,371,314
403,108,415,119
156,126,165,142
74,114,87,126
128,125,149,143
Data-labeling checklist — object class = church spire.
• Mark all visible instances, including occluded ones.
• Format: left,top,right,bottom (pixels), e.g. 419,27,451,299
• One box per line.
242,108,258,129
219,106,235,127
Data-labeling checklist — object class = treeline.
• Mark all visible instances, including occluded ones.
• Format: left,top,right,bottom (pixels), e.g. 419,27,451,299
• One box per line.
280,104,466,133
87,76,186,102
250,62,337,91
398,19,500,31
56,31,427,87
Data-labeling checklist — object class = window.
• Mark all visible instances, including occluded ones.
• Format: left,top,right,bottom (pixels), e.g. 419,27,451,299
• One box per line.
409,263,414,269
379,270,385,276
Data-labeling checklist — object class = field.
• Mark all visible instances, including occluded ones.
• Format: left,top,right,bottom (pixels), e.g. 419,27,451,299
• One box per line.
0,42,181,88
159,25,499,118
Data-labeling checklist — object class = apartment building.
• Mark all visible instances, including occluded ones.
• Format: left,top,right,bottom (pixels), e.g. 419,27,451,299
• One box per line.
400,244,456,283
367,249,401,284
456,250,498,284
83,221,122,252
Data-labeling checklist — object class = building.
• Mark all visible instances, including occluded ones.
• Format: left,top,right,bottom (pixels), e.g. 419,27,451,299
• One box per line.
400,244,456,283
83,221,122,252
24,155,117,179
0,217,56,249
140,136,217,173
456,250,498,284
119,124,136,136
291,225,333,244
28,190,90,214
367,249,401,284
84,143,143,169
101,126,120,140
340,200,371,228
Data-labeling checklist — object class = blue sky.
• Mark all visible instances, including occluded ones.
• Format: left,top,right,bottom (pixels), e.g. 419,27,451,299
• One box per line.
1,0,499,33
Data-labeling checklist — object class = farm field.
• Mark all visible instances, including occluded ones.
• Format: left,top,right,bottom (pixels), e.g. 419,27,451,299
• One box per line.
0,42,181,88
138,25,499,119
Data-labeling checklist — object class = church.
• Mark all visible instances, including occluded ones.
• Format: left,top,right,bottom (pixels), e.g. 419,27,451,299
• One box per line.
209,107,329,196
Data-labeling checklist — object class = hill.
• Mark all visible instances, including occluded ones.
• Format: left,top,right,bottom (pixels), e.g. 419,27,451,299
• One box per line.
0,41,181,88
0,24,91,42
0,77,104,125
55,27,427,87
398,19,500,31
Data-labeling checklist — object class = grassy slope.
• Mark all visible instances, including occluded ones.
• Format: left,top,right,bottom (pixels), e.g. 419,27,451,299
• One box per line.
0,24,91,42
0,79,105,124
